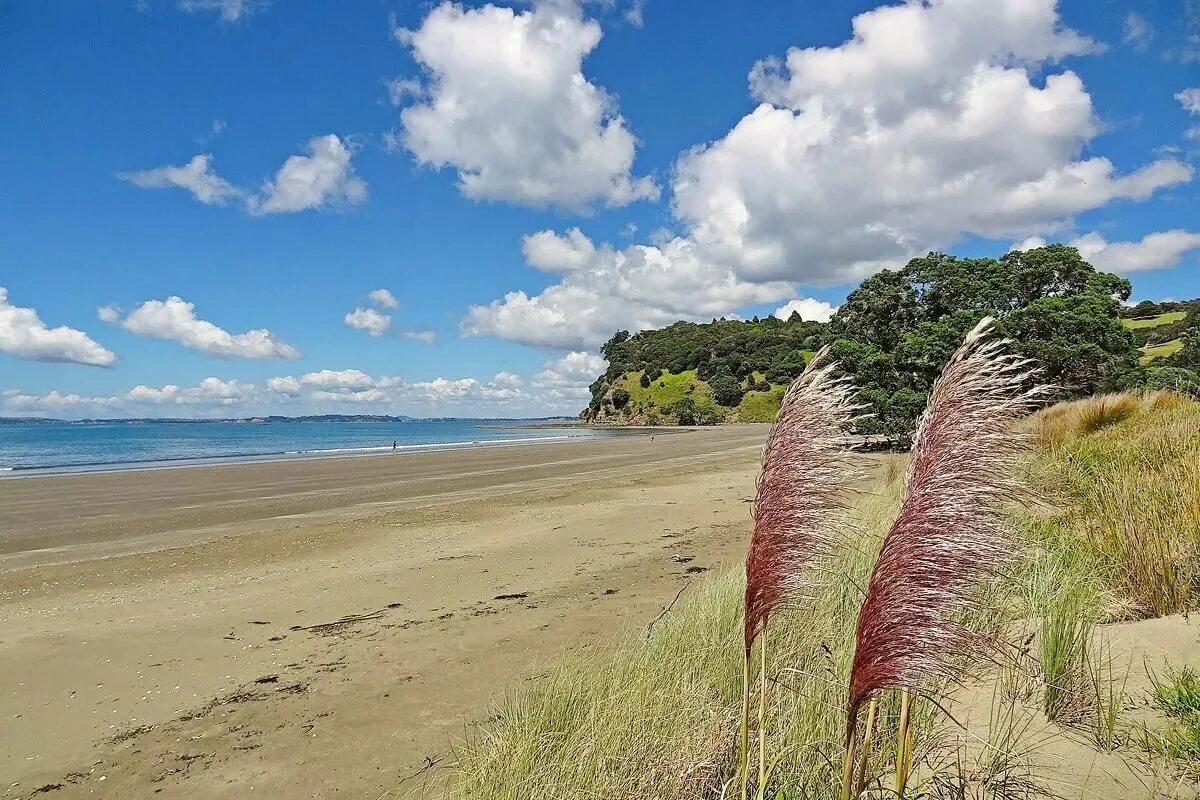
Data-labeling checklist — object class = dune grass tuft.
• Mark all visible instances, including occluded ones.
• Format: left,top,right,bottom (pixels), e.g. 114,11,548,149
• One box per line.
1026,392,1200,618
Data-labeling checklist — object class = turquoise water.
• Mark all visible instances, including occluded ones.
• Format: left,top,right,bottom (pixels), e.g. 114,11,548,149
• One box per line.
0,419,611,475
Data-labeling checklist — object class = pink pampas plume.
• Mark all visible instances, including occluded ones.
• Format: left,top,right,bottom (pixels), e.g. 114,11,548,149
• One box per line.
744,347,864,654
846,317,1046,718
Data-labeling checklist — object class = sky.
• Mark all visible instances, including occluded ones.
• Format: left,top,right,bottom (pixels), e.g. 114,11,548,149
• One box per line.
1,0,1198,419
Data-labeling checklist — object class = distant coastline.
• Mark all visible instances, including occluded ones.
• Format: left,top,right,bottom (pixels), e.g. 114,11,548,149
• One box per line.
0,414,578,426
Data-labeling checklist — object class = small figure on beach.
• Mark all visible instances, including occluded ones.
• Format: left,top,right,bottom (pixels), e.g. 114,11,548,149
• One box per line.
393,440,398,452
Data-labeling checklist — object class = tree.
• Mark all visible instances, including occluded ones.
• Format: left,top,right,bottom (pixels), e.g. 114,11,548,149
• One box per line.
639,372,651,388
709,369,745,407
830,245,1139,437
611,388,630,409
672,396,696,425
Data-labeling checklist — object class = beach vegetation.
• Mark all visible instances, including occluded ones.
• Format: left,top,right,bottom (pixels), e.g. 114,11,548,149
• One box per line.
441,390,1200,799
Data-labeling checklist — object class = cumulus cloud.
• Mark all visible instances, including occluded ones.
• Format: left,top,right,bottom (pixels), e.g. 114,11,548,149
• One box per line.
120,135,365,216
532,351,607,389
394,0,658,210
6,365,592,419
344,307,392,337
463,230,793,349
675,0,1188,284
367,288,399,309
466,0,1193,350
0,287,116,367
772,298,838,323
4,377,257,416
178,0,266,22
1069,230,1200,273
107,296,301,360
248,135,367,215
262,367,565,412
1178,88,1200,115
118,154,241,205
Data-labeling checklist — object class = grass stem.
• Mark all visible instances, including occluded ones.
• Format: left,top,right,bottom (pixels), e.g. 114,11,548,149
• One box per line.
740,649,750,800
854,696,878,796
896,688,912,798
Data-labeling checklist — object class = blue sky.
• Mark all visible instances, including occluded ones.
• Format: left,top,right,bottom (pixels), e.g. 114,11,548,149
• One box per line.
1,0,1198,418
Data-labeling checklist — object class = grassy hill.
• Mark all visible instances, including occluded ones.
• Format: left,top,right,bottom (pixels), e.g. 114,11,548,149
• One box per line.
1121,311,1187,330
601,367,797,425
1122,307,1191,364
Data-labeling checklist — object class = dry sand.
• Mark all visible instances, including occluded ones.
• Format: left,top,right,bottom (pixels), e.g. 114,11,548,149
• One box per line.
0,426,770,799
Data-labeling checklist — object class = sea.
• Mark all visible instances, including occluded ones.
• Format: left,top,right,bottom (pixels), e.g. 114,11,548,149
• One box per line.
0,419,615,476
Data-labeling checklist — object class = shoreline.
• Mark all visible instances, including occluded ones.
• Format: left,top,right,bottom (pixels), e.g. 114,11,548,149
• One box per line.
0,427,645,480
0,424,770,799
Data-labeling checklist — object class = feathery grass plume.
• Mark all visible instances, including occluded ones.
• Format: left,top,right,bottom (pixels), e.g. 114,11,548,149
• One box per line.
744,347,865,653
844,318,1046,764
742,347,863,799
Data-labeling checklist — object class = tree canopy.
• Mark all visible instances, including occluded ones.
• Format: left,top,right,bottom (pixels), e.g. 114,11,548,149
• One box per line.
584,244,1198,432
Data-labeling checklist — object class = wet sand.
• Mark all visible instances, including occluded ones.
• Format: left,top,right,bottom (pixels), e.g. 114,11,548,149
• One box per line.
0,425,769,798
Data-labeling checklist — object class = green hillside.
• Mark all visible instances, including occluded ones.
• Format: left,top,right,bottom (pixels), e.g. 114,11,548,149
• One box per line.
1121,302,1193,365
602,368,795,425
1122,311,1187,330
1141,338,1185,364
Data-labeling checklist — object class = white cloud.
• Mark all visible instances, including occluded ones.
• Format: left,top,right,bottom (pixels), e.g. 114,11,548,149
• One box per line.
297,369,381,390
96,305,122,324
399,329,437,343
1178,88,1200,115
5,377,258,416
394,0,658,210
1123,12,1154,50
118,154,241,205
466,0,1193,351
6,366,592,419
344,307,392,337
673,0,1187,285
491,371,523,388
248,135,367,215
368,288,399,309
522,228,597,272
178,0,266,22
266,376,302,396
109,296,301,360
463,231,793,349
0,287,116,367
772,298,838,323
120,135,365,216
532,351,606,389
1069,230,1200,273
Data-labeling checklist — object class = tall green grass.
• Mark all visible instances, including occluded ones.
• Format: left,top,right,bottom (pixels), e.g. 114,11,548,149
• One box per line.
1026,392,1200,618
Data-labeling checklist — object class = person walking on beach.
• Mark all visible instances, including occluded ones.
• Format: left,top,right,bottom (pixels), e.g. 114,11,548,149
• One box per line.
393,440,398,452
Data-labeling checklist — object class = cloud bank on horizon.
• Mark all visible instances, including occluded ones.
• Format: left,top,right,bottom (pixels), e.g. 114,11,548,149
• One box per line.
3,0,1199,418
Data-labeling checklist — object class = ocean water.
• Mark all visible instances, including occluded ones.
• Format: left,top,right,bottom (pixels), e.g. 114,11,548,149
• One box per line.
0,419,613,476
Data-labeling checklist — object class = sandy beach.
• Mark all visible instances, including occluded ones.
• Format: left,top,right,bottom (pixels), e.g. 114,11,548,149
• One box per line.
0,426,769,799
